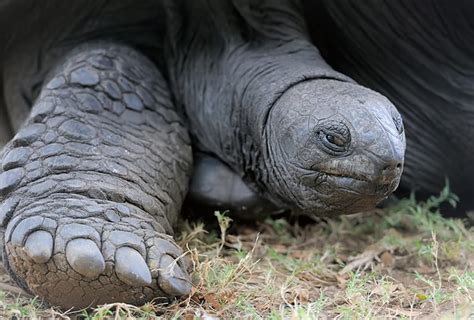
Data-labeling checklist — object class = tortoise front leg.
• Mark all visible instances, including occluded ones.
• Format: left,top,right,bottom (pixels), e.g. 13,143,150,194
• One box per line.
0,43,192,309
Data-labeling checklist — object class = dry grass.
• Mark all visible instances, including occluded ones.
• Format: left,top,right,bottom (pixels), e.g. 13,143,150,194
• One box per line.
0,186,473,319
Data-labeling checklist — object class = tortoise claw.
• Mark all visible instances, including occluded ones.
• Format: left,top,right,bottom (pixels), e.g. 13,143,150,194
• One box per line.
115,246,152,287
24,230,53,264
157,254,192,296
66,238,105,278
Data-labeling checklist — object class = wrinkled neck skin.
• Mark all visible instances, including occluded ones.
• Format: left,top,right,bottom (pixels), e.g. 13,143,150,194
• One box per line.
165,0,352,208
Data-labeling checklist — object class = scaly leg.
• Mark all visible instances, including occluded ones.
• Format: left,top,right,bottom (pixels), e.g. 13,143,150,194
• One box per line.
0,43,193,309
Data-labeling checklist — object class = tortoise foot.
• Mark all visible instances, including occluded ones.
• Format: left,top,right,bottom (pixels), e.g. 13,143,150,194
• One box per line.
4,199,191,309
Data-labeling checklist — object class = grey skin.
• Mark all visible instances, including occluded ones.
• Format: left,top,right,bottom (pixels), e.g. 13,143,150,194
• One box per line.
304,0,474,213
0,0,404,309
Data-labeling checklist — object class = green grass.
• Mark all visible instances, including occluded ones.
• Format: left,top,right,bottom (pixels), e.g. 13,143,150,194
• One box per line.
0,186,472,319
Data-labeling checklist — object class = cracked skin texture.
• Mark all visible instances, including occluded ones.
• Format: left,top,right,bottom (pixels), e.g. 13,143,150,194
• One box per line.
1,44,193,309
0,0,406,310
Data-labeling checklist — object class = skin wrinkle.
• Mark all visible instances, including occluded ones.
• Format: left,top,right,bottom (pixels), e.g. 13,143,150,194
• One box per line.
13,133,166,207
266,129,299,207
12,195,162,232
261,76,344,138
13,175,169,224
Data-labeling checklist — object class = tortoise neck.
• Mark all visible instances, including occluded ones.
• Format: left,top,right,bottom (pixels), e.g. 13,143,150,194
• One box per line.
164,0,351,198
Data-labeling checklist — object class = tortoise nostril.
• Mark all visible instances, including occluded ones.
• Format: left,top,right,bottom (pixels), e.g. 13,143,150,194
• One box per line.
382,162,402,172
377,162,403,192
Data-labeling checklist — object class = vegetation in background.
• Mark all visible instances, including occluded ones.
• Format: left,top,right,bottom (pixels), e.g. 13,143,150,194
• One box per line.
0,186,472,319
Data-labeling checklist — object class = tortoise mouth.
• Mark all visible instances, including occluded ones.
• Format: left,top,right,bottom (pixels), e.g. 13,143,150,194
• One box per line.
324,172,370,183
294,171,397,215
323,172,397,198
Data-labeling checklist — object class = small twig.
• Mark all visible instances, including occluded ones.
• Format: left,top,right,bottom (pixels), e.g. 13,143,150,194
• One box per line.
0,282,32,297
431,231,441,315
339,246,385,274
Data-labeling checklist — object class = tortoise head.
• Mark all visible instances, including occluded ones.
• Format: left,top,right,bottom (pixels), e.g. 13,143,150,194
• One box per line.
265,79,406,216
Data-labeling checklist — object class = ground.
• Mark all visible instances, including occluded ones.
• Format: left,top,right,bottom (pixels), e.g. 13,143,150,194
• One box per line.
0,186,472,319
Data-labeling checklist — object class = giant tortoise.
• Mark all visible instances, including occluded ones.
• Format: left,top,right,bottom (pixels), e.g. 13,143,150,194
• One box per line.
5,0,464,309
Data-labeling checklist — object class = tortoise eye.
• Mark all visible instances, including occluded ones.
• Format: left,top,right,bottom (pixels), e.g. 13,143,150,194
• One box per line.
325,134,345,147
326,134,335,144
315,121,351,155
